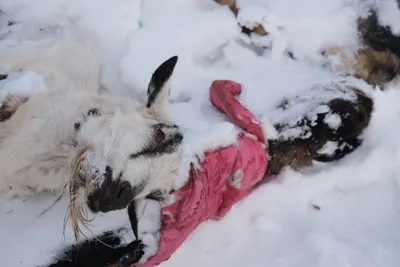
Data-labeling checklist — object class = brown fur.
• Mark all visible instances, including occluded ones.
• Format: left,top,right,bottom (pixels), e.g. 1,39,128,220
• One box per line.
323,46,400,86
324,11,400,87
216,0,400,86
215,0,239,16
214,0,376,173
215,0,268,35
0,94,29,122
267,139,315,175
353,48,400,86
356,13,400,86
267,88,373,174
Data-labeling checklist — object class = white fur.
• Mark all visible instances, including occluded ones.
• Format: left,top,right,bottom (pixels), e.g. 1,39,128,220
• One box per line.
0,24,182,208
0,88,182,199
136,199,162,265
0,22,100,93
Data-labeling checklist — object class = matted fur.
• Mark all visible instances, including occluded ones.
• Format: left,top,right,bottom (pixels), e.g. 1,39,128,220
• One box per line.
0,94,29,122
0,22,101,93
0,88,181,196
69,144,95,241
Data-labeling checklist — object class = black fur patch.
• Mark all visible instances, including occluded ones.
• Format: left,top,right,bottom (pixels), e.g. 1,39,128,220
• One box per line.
129,133,183,160
359,11,400,57
146,56,178,108
0,94,29,122
146,190,165,202
303,95,372,161
154,123,179,129
131,180,148,197
128,190,165,240
130,124,183,160
269,92,373,173
314,137,363,162
41,229,144,267
0,107,15,122
241,26,252,36
74,122,81,131
88,108,100,116
87,167,138,213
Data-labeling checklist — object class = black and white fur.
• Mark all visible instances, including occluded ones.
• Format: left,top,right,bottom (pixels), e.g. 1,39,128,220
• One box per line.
0,55,183,207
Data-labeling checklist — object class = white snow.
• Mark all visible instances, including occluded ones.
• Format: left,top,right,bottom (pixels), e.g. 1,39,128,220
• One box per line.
324,113,342,130
0,0,400,267
317,141,339,156
135,199,162,264
0,71,48,103
376,0,400,35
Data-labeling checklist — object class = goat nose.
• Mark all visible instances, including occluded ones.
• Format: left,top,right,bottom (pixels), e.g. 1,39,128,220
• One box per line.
114,181,135,210
86,176,135,213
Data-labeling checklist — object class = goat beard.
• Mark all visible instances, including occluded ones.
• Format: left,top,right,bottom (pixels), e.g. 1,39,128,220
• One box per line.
68,144,95,241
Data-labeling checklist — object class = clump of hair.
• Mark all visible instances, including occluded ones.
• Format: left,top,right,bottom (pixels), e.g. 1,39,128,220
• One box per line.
0,94,29,122
68,145,94,241
355,11,400,86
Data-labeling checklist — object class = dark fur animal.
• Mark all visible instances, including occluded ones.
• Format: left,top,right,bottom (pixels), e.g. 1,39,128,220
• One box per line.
351,11,400,87
41,194,164,267
324,10,400,87
40,229,144,267
213,0,389,174
267,88,373,174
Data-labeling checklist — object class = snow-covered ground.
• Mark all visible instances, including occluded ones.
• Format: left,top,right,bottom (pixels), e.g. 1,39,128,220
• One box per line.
0,0,400,266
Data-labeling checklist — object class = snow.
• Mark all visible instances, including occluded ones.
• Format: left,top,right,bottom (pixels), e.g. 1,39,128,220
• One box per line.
317,141,339,156
376,0,400,35
0,71,48,102
136,199,162,264
0,0,400,267
324,113,342,130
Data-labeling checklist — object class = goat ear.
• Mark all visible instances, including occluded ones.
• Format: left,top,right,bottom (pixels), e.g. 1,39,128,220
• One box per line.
146,56,178,114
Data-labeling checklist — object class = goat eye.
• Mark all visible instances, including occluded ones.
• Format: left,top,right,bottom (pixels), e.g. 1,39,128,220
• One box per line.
155,128,165,143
